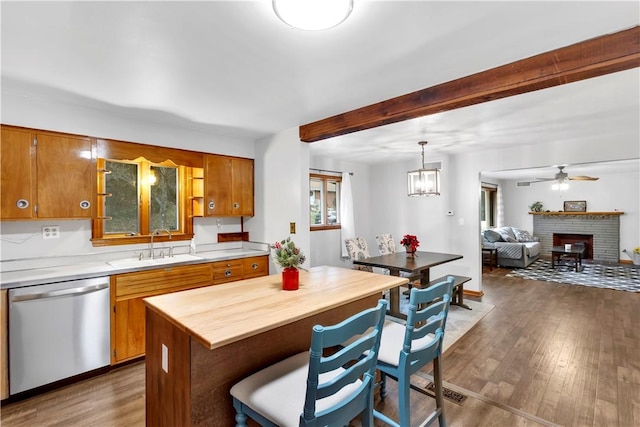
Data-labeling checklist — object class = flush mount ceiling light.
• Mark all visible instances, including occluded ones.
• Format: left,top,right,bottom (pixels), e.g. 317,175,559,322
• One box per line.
273,0,354,31
407,141,441,197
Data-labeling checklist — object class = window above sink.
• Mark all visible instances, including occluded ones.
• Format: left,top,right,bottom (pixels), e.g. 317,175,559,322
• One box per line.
93,157,196,247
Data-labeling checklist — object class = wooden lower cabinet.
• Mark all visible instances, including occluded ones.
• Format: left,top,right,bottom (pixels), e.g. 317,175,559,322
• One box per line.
111,263,213,364
111,256,269,364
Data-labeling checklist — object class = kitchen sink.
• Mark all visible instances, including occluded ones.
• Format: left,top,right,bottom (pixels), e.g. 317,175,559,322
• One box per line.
108,253,203,268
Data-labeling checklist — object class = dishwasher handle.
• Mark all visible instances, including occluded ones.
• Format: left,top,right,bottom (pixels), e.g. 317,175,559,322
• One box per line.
10,283,109,302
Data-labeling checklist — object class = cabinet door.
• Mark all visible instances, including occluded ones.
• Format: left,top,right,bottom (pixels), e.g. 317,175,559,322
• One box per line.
204,154,232,216
231,157,254,216
36,133,95,218
0,127,36,219
113,298,146,363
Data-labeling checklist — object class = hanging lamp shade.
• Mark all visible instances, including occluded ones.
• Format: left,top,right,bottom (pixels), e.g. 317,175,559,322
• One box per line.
273,0,354,31
407,141,441,197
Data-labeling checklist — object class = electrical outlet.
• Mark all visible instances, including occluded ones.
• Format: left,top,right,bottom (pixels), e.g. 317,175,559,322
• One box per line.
42,226,60,239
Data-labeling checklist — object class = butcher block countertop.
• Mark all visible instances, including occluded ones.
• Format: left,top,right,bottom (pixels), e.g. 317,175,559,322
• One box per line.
143,266,408,350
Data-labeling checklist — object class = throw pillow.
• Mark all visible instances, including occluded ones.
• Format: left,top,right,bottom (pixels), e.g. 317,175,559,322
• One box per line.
513,228,534,242
496,227,517,242
484,229,503,242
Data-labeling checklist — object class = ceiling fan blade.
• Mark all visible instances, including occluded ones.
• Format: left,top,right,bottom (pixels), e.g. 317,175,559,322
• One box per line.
569,176,599,181
533,178,555,182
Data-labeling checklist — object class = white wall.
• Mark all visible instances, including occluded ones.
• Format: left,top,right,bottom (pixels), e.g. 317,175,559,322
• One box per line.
246,128,310,274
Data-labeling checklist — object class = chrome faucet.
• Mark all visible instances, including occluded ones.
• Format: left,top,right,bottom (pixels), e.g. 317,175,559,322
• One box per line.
149,229,172,259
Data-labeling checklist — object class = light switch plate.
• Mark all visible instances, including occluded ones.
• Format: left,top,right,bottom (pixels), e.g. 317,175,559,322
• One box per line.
162,344,168,373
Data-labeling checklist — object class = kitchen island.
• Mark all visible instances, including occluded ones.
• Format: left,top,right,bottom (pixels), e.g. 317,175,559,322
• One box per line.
143,266,408,426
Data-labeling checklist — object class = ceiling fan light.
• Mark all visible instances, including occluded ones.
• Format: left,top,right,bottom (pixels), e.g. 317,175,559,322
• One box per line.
552,182,569,191
273,0,354,31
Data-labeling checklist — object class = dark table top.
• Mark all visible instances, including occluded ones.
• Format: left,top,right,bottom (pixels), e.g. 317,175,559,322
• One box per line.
551,245,586,255
352,251,463,274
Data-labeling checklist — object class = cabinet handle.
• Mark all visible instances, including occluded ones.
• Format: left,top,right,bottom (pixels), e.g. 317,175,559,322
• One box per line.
16,199,29,209
208,201,216,210
233,202,240,209
252,263,258,270
80,200,91,209
224,270,232,277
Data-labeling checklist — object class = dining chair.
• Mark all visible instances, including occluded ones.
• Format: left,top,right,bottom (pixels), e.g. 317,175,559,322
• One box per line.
374,276,455,427
375,233,422,293
345,236,373,272
230,299,388,427
376,233,396,255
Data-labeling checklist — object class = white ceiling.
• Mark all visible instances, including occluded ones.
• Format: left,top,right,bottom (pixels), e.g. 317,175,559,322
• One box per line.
1,1,639,171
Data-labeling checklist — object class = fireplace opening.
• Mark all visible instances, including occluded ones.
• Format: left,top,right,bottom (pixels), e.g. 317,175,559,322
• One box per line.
553,233,593,260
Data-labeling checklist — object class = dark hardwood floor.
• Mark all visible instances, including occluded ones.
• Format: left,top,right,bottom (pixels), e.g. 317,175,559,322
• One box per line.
2,267,639,426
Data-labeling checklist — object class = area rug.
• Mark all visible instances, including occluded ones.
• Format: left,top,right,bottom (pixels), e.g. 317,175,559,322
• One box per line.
507,259,640,292
394,296,495,352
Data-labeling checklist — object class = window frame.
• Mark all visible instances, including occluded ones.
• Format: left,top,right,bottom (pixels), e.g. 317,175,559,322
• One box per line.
92,157,193,246
480,184,497,231
309,173,342,231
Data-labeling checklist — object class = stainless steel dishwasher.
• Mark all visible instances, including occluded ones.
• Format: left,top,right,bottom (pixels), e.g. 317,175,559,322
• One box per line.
9,276,110,395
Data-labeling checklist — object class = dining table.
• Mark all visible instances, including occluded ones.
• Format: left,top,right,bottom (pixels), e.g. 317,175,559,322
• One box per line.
353,251,463,318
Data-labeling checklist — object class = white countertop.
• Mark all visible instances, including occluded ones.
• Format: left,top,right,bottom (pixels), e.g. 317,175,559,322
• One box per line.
0,246,270,289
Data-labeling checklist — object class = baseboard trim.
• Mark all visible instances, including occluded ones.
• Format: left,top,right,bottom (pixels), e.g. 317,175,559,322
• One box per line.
463,289,484,298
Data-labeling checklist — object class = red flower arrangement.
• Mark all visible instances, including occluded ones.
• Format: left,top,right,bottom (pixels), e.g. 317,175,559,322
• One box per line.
400,234,420,252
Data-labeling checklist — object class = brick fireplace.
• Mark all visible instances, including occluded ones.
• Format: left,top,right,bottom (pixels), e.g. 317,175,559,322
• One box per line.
532,212,622,263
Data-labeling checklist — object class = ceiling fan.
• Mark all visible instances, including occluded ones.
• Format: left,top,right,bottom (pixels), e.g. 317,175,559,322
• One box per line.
517,165,599,187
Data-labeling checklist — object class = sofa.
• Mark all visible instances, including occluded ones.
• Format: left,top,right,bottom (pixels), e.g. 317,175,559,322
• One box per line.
482,226,541,268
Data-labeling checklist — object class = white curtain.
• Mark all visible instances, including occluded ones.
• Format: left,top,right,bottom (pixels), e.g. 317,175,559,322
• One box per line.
340,172,355,257
496,183,505,227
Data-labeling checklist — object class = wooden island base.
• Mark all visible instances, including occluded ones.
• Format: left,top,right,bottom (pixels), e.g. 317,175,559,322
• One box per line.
144,267,407,426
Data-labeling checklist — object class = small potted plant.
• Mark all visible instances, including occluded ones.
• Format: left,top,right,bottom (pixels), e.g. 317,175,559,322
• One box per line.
529,201,543,212
271,237,306,290
400,234,420,257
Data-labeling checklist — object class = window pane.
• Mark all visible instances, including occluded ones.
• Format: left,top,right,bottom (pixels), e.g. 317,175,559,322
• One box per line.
105,160,139,234
309,178,323,225
150,165,178,231
327,181,339,224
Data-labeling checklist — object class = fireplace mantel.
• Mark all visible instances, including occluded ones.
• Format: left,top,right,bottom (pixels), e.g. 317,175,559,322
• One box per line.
529,211,623,216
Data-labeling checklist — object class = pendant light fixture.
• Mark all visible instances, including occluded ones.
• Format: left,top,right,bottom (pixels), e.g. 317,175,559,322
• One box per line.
407,141,441,197
273,0,354,31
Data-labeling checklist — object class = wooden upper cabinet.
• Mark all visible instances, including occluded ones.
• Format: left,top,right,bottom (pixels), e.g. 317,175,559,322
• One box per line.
36,133,95,218
1,127,36,219
232,157,254,216
1,126,95,220
204,154,254,217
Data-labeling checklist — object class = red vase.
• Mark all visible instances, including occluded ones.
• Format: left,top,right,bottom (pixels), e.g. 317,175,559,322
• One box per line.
282,267,299,291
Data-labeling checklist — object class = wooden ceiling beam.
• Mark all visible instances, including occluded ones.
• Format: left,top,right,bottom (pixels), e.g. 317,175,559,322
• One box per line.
299,26,640,142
